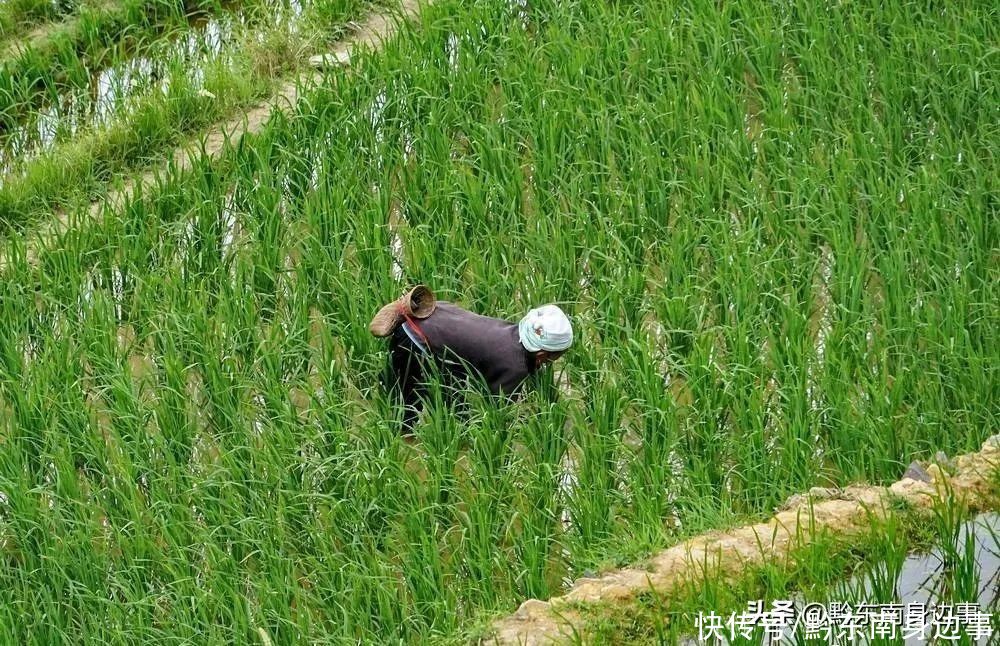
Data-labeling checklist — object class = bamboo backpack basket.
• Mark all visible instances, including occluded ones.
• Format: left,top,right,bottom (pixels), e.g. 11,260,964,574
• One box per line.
369,284,437,337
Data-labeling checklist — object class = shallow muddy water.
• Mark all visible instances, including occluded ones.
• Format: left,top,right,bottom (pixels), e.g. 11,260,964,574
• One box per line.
683,513,999,644
896,513,999,610
0,0,305,176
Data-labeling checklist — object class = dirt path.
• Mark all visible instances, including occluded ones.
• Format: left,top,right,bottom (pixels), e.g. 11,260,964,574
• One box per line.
1,0,427,269
2,18,72,60
0,0,117,60
1,21,58,59
488,436,1000,645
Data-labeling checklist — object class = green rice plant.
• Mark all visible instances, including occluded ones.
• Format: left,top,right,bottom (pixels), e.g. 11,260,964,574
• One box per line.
0,0,228,123
0,0,373,227
0,0,995,642
927,490,983,606
0,0,79,40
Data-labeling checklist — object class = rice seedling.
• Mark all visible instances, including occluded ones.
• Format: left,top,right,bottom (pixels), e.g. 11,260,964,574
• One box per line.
565,505,999,644
0,0,995,642
0,0,375,226
0,0,229,120
0,0,80,41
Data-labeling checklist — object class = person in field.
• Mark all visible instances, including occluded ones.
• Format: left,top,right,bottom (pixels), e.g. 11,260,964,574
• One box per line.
384,301,573,432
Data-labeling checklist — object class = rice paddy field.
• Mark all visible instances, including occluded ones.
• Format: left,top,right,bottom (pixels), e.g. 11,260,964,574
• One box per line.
0,0,997,643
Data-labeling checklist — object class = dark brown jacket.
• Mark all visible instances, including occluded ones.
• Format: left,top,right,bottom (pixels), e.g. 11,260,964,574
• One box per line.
414,301,535,397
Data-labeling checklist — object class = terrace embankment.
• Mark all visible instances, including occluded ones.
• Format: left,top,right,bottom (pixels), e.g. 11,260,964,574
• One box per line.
0,0,426,266
488,435,1000,645
1,6,243,173
0,0,99,58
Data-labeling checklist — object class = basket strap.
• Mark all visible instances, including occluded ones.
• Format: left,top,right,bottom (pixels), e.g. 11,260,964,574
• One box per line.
398,302,432,349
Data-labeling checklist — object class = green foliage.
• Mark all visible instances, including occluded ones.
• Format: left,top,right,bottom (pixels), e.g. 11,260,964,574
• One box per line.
574,506,997,644
0,0,368,225
0,0,995,642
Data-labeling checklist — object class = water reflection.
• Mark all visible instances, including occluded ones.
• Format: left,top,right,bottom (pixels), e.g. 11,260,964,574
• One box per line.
0,0,307,177
683,513,999,645
894,514,999,612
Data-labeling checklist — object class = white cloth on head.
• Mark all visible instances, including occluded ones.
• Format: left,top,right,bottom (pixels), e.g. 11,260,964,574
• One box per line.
518,304,573,352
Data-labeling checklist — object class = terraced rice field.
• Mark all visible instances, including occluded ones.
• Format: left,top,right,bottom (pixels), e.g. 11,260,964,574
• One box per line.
0,0,996,643
0,0,372,220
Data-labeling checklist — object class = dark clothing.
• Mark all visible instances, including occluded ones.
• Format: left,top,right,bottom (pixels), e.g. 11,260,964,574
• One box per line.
417,302,535,396
385,302,536,431
387,325,428,431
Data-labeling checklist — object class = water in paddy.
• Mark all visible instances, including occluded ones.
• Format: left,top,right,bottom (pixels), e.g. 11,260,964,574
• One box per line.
683,513,999,644
0,0,78,34
0,0,303,176
896,513,999,610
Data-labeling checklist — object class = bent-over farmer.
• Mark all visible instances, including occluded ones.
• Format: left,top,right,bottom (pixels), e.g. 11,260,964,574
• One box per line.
383,300,573,432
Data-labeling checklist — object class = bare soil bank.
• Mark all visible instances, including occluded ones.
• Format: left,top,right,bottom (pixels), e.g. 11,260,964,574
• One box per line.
489,436,1000,645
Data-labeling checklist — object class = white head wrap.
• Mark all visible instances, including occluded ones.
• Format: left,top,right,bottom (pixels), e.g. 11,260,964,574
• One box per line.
518,304,573,353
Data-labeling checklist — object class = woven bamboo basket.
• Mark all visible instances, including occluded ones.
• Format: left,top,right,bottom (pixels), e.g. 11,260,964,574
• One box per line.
369,284,436,337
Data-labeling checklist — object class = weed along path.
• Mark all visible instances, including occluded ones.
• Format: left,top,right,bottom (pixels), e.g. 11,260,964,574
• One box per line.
0,0,428,268
488,436,1000,645
1,17,68,59
0,0,993,641
0,2,97,60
